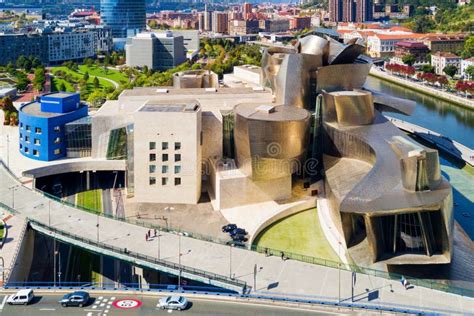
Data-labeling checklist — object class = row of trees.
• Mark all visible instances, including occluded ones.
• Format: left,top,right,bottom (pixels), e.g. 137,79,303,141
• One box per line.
416,72,449,87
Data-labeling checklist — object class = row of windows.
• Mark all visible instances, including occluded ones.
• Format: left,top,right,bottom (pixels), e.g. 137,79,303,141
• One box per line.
149,177,181,186
149,153,181,162
20,123,61,133
20,145,61,157
20,135,61,145
150,141,181,151
149,165,181,174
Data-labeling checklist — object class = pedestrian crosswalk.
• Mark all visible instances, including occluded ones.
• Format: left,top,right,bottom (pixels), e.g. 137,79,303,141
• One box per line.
86,296,115,316
0,295,7,311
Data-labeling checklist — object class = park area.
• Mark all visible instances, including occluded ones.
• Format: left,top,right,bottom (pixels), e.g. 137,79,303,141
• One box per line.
254,208,340,262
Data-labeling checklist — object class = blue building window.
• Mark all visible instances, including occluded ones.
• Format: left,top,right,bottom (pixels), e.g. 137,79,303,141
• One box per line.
54,149,61,155
34,139,41,145
24,147,29,154
25,135,30,143
35,127,42,134
33,149,39,157
26,125,31,132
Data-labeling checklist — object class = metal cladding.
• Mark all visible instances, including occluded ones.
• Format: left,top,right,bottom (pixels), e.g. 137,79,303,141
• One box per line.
234,103,310,181
322,91,375,126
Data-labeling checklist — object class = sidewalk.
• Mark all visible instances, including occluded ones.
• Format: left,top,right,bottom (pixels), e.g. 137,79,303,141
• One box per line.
1,165,474,314
0,214,27,286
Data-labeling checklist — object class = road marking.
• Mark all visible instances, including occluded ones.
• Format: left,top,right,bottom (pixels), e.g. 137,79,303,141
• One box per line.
110,297,116,300
39,308,56,311
167,309,173,313
84,309,102,312
0,296,7,310
87,313,92,316
98,296,103,300
92,305,97,309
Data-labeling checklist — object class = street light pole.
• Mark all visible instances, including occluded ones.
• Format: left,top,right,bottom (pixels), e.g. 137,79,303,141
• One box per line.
6,134,9,168
157,229,161,260
96,213,99,243
338,241,341,303
53,239,56,287
229,245,233,278
48,200,51,226
178,234,181,287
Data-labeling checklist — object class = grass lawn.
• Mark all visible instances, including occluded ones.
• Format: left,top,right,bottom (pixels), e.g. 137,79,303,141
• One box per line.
51,77,75,93
76,189,102,213
78,65,128,85
254,208,340,262
51,66,115,92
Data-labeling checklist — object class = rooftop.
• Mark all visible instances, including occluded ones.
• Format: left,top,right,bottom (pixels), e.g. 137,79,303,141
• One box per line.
139,101,199,113
234,103,310,122
120,87,268,97
44,92,76,99
20,101,86,118
432,51,460,58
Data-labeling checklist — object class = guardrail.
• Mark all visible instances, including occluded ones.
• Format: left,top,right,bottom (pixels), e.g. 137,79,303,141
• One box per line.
1,161,474,299
27,219,248,293
2,282,440,315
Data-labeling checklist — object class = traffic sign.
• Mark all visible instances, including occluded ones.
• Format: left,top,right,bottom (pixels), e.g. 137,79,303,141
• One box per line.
112,298,142,309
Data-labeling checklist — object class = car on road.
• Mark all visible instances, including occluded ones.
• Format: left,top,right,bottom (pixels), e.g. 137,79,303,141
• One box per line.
232,233,248,242
226,240,246,248
158,295,188,311
222,224,237,232
230,228,247,236
7,289,34,305
59,291,90,307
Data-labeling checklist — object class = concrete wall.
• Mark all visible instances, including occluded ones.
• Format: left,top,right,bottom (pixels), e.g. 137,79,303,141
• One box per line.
8,228,34,284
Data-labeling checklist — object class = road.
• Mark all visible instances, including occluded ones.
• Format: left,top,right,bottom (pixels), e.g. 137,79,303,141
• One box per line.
0,292,339,316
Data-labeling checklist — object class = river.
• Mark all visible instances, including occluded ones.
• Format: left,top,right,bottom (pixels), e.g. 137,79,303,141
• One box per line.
365,76,474,149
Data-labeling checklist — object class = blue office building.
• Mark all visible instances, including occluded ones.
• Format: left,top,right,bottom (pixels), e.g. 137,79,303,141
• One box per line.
19,92,88,161
100,0,146,38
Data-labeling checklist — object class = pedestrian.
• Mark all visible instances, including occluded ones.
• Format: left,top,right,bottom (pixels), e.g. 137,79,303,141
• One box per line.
264,248,269,257
154,229,157,237
145,233,148,242
281,251,285,261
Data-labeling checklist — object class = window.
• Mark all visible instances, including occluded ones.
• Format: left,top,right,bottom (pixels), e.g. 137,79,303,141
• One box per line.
54,137,61,144
25,136,30,143
162,153,168,162
35,127,42,134
33,149,39,157
24,147,29,153
175,177,181,186
149,153,156,161
174,165,181,174
149,177,156,185
149,142,156,150
162,165,169,173
54,126,60,133
175,154,181,162
149,165,156,173
26,125,31,132
20,123,23,129
19,144,22,149
162,142,168,150
54,148,61,155
19,133,22,140
162,177,168,185
174,142,181,150
34,138,40,145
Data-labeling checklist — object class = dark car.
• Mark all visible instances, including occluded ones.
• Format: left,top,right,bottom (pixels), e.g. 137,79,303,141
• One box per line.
226,240,246,248
230,228,247,236
59,291,89,307
222,224,237,233
232,233,248,242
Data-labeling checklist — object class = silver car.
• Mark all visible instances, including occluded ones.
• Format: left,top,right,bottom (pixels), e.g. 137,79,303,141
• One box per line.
158,295,188,311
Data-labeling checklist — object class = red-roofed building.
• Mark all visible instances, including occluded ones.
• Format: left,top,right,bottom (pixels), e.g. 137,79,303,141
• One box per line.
423,33,467,53
367,33,424,57
394,41,430,64
431,51,461,76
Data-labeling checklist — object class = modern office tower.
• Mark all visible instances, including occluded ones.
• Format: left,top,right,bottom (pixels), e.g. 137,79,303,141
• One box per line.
19,92,88,161
329,0,342,22
47,31,96,64
212,12,229,34
100,0,146,38
356,0,373,22
342,0,356,22
125,32,186,71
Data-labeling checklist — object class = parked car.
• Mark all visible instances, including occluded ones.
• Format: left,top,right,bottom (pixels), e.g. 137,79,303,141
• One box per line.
232,233,248,242
7,289,34,305
59,291,90,307
158,295,188,311
226,239,246,247
222,224,237,233
230,228,247,236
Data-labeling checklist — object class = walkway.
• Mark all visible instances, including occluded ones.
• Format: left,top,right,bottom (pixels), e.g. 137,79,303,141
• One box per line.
1,163,474,313
388,116,474,166
0,213,27,286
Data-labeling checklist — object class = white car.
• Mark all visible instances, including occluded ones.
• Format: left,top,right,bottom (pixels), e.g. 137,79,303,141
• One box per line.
158,295,188,310
7,289,34,305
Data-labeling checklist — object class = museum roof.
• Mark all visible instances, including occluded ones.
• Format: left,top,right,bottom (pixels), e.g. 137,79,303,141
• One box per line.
234,103,310,122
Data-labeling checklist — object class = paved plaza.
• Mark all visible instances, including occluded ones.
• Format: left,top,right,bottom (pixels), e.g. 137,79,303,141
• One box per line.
1,165,474,314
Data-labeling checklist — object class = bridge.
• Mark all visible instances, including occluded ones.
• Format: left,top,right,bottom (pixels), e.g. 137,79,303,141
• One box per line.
1,161,474,314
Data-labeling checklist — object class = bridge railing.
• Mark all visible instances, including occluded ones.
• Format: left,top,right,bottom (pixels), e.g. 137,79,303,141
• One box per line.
27,219,248,292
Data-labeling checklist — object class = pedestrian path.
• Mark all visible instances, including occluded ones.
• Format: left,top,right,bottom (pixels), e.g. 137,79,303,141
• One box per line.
1,163,474,314
0,214,27,286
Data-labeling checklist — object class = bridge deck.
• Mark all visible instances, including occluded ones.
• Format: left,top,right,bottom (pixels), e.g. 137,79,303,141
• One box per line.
1,164,473,313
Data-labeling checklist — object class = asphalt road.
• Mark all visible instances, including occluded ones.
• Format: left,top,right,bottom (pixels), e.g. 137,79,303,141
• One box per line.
0,293,340,316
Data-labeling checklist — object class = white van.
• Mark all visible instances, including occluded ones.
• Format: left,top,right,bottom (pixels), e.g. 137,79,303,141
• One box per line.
7,289,34,305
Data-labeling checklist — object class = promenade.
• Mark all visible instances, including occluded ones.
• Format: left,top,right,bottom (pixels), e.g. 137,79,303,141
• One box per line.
1,163,474,314
369,67,474,110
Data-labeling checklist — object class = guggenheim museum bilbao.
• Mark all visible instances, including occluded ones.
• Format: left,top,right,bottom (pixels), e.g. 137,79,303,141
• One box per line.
18,34,453,266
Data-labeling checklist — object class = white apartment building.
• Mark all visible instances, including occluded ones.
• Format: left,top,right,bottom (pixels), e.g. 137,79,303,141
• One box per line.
367,33,419,57
461,57,474,79
47,31,96,63
133,100,202,204
431,51,461,76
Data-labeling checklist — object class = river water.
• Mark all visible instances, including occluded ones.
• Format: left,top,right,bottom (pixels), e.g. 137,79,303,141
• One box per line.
365,76,474,149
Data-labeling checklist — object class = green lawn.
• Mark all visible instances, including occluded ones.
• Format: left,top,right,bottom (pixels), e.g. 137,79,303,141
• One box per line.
76,189,102,213
51,77,75,93
254,208,340,262
78,65,128,85
51,66,115,91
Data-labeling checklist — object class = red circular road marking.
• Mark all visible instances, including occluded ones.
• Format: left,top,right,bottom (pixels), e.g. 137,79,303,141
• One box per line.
112,298,142,309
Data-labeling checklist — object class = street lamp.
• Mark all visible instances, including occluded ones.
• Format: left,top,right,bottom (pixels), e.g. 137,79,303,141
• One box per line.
338,241,342,303
157,228,161,260
0,256,5,285
48,200,51,226
8,185,18,209
229,244,234,279
164,206,174,229
96,213,100,243
178,233,181,287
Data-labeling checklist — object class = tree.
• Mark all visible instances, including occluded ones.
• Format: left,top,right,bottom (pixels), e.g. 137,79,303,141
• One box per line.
412,15,436,33
6,62,15,74
93,76,100,89
87,90,106,107
23,59,32,72
16,55,26,69
83,71,90,81
402,54,417,66
466,65,474,80
33,67,46,91
57,81,66,92
463,36,474,58
15,72,30,91
420,64,435,73
443,64,458,78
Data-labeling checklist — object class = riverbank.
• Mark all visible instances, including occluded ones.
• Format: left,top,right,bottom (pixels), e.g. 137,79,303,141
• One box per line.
369,67,474,110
